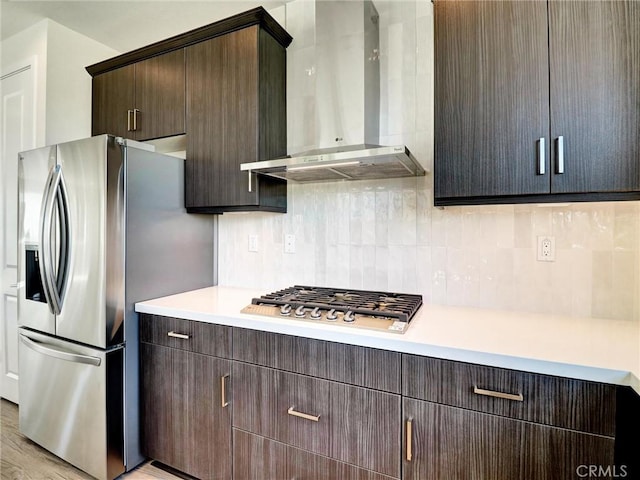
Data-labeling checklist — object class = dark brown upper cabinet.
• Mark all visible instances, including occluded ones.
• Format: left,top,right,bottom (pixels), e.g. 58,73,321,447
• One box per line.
87,7,292,213
185,26,288,213
434,1,640,206
90,49,186,141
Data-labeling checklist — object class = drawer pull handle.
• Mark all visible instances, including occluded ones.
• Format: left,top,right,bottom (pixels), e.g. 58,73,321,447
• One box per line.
406,418,413,462
167,331,190,340
287,406,320,422
473,385,523,402
221,374,230,408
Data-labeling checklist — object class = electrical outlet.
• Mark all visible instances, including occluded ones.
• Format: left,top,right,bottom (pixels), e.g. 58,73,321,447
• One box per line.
536,236,555,262
284,234,296,254
248,235,258,252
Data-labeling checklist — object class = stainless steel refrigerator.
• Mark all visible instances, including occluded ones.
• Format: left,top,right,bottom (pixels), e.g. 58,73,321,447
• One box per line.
17,135,216,480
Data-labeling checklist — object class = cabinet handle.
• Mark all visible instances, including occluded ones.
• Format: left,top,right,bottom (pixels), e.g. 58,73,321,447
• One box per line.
167,331,190,340
287,406,320,422
133,109,140,131
537,137,546,175
10,283,17,288
556,136,564,174
127,110,132,131
221,374,230,408
247,170,252,193
473,385,523,402
406,418,413,462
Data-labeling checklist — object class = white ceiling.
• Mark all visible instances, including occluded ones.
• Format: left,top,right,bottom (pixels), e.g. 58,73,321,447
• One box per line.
0,1,289,53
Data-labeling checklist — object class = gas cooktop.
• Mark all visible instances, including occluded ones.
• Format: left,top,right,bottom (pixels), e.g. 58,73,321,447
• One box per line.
241,285,423,334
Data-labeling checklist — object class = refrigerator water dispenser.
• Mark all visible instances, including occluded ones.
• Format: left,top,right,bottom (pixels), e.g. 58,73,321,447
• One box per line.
25,245,46,303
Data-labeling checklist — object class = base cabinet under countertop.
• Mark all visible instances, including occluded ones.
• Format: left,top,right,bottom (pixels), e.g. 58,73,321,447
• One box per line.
138,313,637,480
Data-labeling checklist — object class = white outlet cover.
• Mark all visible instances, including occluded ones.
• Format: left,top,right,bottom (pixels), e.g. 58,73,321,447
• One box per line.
536,236,555,262
284,234,296,254
248,235,258,252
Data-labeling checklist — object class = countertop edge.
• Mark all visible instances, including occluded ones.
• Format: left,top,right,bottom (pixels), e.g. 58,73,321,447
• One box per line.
135,300,640,395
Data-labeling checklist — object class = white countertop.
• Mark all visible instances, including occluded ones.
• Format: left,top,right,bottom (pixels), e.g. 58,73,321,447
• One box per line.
135,286,640,394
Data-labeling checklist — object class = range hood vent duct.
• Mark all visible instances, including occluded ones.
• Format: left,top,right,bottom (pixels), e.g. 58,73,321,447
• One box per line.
240,0,426,183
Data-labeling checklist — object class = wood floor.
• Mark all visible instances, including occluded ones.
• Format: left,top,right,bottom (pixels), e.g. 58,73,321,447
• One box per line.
0,399,183,480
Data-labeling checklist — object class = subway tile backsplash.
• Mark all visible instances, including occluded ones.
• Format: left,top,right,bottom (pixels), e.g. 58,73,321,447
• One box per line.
218,180,640,322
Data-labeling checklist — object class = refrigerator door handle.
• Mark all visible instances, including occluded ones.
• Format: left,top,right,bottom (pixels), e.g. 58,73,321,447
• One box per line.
55,171,71,310
19,334,102,366
39,166,59,314
39,165,71,315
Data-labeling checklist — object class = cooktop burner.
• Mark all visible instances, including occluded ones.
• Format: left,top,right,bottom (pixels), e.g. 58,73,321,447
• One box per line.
241,285,423,334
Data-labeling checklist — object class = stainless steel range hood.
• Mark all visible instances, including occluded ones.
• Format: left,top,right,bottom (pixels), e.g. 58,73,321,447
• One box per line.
240,0,427,184
240,144,425,183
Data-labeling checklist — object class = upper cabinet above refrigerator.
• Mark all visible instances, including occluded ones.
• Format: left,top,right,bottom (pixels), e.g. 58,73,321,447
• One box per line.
90,49,186,141
86,8,292,214
434,0,640,206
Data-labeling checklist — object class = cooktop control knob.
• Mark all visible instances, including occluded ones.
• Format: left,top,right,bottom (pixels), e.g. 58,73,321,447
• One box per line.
326,309,338,321
343,310,355,323
280,304,292,316
310,307,322,319
295,305,306,317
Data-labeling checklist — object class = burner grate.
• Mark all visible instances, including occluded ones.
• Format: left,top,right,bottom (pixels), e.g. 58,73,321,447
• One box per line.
253,285,423,323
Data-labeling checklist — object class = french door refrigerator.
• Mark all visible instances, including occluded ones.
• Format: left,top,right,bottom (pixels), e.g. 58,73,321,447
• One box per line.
17,135,215,480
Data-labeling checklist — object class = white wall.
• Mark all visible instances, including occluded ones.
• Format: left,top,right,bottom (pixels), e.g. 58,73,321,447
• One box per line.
219,1,640,325
44,20,118,144
1,19,118,147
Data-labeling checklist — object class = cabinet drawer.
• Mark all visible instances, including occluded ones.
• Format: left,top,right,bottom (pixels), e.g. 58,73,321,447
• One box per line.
232,362,401,478
403,354,616,436
139,314,231,358
232,328,400,393
233,429,398,480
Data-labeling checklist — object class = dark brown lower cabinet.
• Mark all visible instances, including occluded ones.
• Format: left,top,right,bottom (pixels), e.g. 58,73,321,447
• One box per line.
232,361,401,478
403,398,615,480
140,343,232,480
233,429,397,480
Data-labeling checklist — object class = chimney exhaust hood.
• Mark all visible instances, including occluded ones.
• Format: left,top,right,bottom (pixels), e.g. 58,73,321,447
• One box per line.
240,0,427,184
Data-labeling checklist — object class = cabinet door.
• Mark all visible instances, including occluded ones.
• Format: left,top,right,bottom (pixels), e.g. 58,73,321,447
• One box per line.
403,398,614,480
549,1,640,193
186,27,259,209
91,65,134,138
134,49,186,141
141,343,231,480
434,1,550,201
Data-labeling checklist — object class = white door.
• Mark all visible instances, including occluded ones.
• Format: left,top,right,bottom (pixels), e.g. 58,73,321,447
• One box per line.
1,61,36,403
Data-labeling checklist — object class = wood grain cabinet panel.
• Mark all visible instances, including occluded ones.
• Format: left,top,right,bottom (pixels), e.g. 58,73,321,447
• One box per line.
549,1,640,194
403,354,616,436
140,343,231,480
435,0,640,205
91,64,135,139
232,328,401,393
232,362,401,478
91,49,185,141
133,49,185,141
139,313,231,358
185,26,288,213
234,429,398,480
434,0,550,200
403,398,614,480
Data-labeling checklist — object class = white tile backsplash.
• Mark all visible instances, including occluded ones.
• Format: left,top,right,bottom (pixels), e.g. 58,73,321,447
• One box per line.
221,1,640,323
